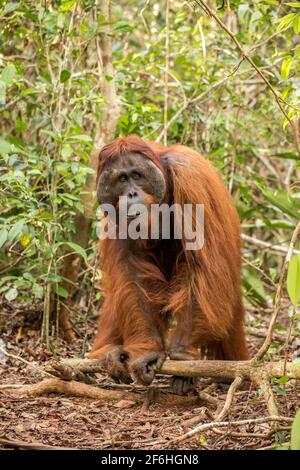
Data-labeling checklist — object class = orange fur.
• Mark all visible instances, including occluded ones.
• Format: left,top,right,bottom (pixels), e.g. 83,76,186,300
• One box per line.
89,135,249,370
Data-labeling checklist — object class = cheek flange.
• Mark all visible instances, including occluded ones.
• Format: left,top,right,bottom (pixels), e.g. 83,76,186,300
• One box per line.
97,172,118,205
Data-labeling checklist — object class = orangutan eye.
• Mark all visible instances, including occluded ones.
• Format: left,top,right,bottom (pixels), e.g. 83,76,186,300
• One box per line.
119,174,128,183
132,171,141,180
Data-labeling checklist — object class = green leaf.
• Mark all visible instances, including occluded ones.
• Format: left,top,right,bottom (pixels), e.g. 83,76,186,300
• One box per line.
41,273,62,283
23,272,34,281
57,13,65,29
8,220,24,242
0,81,6,104
20,233,31,247
60,69,71,83
0,229,8,248
4,3,20,13
56,285,69,298
291,409,300,450
0,139,12,155
60,242,88,262
273,385,286,396
277,376,289,384
271,152,300,160
286,2,300,7
59,0,76,12
32,284,44,299
287,254,300,306
69,134,93,143
293,14,300,33
262,189,300,219
81,167,95,174
114,22,134,33
5,287,18,301
0,64,16,86
281,57,293,81
237,4,250,21
61,146,73,158
71,162,78,174
243,269,267,307
40,129,61,141
276,13,296,31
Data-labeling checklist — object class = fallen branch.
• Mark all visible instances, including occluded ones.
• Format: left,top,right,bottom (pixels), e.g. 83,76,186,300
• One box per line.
0,437,75,451
169,416,293,445
5,377,200,408
4,357,298,446
55,357,300,382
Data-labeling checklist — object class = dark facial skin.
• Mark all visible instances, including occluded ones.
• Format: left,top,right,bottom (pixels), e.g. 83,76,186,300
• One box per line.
97,153,167,218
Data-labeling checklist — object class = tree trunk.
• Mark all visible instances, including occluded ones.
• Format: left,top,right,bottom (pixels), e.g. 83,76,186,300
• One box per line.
58,0,120,342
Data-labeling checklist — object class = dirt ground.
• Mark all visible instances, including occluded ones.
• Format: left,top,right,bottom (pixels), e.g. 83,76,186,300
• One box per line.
0,299,299,450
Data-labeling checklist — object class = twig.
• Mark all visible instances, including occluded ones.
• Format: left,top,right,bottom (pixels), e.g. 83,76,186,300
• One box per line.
215,376,243,421
0,347,50,377
248,30,285,53
139,0,151,34
254,151,281,182
170,415,292,444
258,441,289,450
283,306,296,376
197,18,206,63
242,233,300,256
290,115,300,158
246,327,284,342
212,429,277,439
262,379,279,416
157,75,229,142
242,257,276,288
197,390,219,406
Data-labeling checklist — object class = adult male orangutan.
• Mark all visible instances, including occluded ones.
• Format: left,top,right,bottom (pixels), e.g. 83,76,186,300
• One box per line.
87,135,249,394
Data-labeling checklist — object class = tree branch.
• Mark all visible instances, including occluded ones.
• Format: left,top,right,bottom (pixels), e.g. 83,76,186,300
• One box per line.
45,357,300,382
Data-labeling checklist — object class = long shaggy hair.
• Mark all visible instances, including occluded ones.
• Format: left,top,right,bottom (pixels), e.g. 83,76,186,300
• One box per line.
90,135,249,366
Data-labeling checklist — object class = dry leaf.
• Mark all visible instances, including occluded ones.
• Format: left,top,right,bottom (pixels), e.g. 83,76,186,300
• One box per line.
15,424,25,433
113,399,136,409
15,326,23,344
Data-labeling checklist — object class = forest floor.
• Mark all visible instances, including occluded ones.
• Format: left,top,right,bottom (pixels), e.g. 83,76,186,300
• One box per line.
0,299,299,450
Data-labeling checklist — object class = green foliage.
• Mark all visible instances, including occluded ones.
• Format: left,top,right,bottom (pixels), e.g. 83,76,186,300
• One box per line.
287,254,300,307
243,267,267,307
0,0,102,329
291,409,300,450
0,0,300,343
